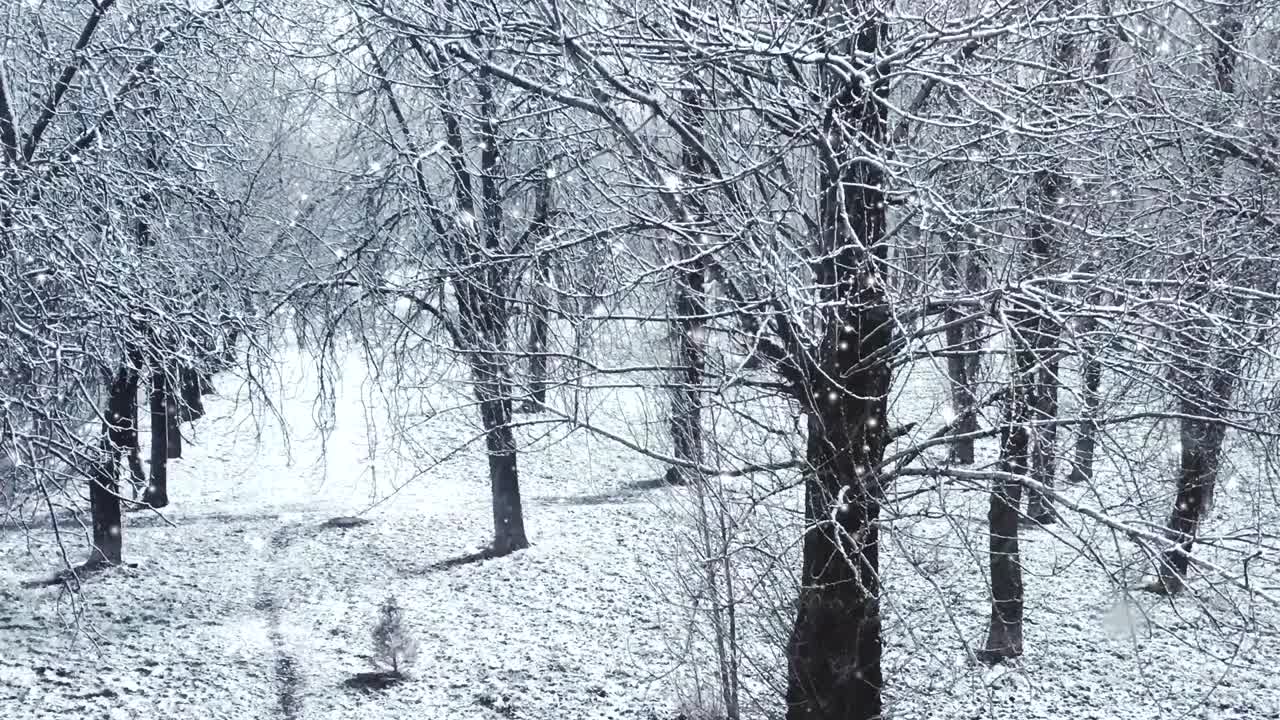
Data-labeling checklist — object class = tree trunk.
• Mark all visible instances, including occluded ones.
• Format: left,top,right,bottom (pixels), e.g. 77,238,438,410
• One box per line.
1156,360,1237,593
522,252,551,412
942,233,979,464
666,251,705,485
90,363,140,565
1151,4,1246,594
520,159,554,414
786,370,890,719
122,362,146,498
473,70,527,556
1025,353,1060,524
667,85,708,486
479,382,529,555
166,382,183,460
1069,350,1102,484
785,4,890,714
179,366,206,422
979,309,1036,662
143,367,170,508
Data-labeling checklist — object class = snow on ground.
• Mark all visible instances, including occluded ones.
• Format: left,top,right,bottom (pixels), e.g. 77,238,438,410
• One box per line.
2,344,1278,719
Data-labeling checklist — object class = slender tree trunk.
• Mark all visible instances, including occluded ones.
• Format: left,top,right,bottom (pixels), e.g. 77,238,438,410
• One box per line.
143,367,170,508
123,362,146,498
179,366,206,422
90,362,140,565
166,374,182,460
667,86,708,486
472,69,527,556
522,252,551,412
1069,348,1102,483
942,233,979,464
1151,1,1246,594
370,39,528,555
521,156,554,414
1068,0,1123,487
980,309,1036,662
667,258,705,485
1025,351,1060,524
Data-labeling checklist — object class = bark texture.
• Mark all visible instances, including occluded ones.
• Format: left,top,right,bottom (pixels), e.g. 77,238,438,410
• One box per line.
785,5,890,716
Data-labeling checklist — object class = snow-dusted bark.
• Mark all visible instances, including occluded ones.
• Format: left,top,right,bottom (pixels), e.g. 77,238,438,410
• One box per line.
979,307,1036,662
1153,2,1249,593
785,7,890,717
942,233,983,465
90,360,142,565
666,87,709,486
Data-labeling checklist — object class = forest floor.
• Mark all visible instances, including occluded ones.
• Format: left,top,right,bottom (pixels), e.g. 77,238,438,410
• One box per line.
2,345,1278,720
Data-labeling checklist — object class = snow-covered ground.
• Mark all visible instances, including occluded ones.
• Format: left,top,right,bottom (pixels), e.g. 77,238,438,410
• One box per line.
1,344,1277,719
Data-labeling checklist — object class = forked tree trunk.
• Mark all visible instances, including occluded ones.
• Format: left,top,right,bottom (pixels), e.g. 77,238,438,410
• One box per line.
1156,358,1237,593
473,70,528,556
785,5,890,715
90,363,140,565
521,149,554,414
980,309,1036,662
372,38,528,556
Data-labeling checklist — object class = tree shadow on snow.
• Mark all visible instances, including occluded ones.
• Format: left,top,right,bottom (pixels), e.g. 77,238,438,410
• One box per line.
534,475,673,507
426,545,525,572
343,670,406,692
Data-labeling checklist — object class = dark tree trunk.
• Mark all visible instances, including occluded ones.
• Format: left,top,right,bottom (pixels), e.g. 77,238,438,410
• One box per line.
786,382,889,719
479,385,529,554
666,86,708,486
785,6,890,716
1156,362,1237,593
1019,157,1068,524
370,39,528,555
463,69,528,556
1025,353,1060,524
1016,0,1085,524
143,368,171,508
122,362,146,498
667,253,705,486
521,161,554,414
979,309,1036,662
90,362,140,565
1069,350,1102,484
1151,4,1245,594
179,366,207,422
522,252,551,412
166,383,183,460
942,234,979,464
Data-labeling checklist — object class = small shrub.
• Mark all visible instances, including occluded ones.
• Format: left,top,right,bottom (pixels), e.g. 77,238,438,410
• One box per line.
371,595,419,676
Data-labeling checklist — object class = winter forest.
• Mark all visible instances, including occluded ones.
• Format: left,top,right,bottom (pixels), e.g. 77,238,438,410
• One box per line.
2,0,1279,718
